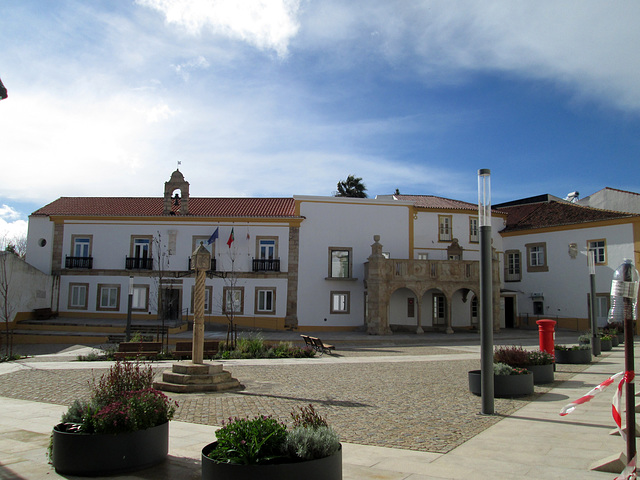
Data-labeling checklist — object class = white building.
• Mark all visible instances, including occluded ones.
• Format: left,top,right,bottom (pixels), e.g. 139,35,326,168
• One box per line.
497,195,640,332
22,169,639,336
26,170,302,331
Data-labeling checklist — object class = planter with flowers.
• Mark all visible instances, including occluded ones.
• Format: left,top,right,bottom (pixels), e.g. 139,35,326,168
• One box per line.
554,344,591,364
202,404,342,480
598,334,613,351
492,346,554,384
468,362,534,397
50,361,178,476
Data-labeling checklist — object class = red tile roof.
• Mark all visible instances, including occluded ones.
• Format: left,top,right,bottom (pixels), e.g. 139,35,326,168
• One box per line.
394,195,478,210
31,197,297,218
500,200,636,232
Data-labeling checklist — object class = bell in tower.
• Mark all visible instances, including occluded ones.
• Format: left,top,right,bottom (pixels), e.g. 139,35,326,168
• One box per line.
163,169,190,215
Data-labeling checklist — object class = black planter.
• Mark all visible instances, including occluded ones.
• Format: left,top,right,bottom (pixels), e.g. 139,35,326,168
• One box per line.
611,335,620,347
52,422,168,476
202,442,342,480
554,348,591,364
527,363,554,384
600,339,613,351
468,370,534,397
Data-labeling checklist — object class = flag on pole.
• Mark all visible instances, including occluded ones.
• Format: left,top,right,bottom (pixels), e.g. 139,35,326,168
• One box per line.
207,227,219,245
227,228,234,247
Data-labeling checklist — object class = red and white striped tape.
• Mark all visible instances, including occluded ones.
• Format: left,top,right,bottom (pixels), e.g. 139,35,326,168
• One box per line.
612,371,635,441
559,371,624,417
614,454,636,480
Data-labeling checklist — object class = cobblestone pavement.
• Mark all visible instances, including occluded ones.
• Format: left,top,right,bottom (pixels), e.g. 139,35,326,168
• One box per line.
0,343,593,454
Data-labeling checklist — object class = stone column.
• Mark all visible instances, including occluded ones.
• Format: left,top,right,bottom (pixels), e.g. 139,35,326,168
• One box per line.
191,242,211,364
416,296,424,334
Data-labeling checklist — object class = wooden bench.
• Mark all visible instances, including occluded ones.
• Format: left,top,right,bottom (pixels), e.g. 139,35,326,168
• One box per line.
114,341,162,360
33,307,56,320
301,335,335,354
173,340,220,360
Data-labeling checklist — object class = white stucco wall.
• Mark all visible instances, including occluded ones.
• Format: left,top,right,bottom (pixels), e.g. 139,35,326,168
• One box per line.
501,222,635,322
1,252,53,322
25,216,54,274
295,196,411,328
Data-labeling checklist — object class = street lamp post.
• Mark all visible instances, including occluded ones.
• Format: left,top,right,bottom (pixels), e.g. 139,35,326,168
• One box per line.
125,275,133,342
478,169,494,415
588,251,601,357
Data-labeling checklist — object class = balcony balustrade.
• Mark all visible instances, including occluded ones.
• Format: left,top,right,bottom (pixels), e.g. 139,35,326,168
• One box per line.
125,257,153,270
252,258,280,272
65,256,93,269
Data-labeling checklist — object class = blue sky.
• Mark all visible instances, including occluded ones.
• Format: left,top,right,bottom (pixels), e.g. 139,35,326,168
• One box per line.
1,1,640,242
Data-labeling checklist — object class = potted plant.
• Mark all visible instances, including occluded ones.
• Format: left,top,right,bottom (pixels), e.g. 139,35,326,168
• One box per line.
526,350,555,384
492,346,554,384
50,361,178,476
602,328,620,347
554,344,591,364
202,404,342,480
578,334,591,345
468,362,534,397
600,334,613,351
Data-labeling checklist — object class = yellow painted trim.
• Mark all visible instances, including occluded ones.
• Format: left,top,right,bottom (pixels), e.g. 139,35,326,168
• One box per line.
51,215,304,227
500,216,640,237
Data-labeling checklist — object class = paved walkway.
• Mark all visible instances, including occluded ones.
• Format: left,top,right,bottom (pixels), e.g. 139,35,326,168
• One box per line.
0,331,634,479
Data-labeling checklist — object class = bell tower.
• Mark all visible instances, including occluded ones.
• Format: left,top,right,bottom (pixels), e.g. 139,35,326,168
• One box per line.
163,169,190,215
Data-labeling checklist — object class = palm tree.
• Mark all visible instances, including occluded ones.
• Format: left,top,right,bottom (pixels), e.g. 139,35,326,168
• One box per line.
335,175,368,198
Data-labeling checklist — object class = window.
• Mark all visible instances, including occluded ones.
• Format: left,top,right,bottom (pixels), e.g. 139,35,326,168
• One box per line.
433,294,446,325
97,284,120,311
469,217,479,243
223,287,244,315
132,237,151,258
588,239,607,265
190,285,212,314
526,243,548,272
131,285,149,311
68,283,88,310
407,298,415,318
470,297,479,325
254,237,280,272
255,287,276,314
533,300,544,315
505,250,521,282
72,236,92,257
439,215,452,242
417,253,429,260
328,247,352,278
330,291,350,314
257,237,277,259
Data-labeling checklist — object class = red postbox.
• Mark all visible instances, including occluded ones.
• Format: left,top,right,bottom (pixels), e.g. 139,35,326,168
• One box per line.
536,319,556,355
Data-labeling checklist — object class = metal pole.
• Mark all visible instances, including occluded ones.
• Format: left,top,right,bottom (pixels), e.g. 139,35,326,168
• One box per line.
622,262,636,463
589,252,601,356
125,275,133,342
480,225,494,414
478,168,494,415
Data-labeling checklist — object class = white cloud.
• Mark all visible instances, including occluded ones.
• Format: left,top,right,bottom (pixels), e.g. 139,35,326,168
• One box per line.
137,0,301,57
0,205,21,221
299,1,640,112
172,55,210,81
0,204,28,243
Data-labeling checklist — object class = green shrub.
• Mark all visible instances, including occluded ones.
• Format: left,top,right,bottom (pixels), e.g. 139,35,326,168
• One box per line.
207,415,288,465
284,426,340,460
527,350,554,365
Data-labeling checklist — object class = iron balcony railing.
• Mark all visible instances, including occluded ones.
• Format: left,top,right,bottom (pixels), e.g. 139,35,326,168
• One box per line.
252,258,280,272
187,257,216,271
125,257,153,270
65,256,93,269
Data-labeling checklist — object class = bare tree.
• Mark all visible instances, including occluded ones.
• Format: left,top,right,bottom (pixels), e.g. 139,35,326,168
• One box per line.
0,251,16,356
